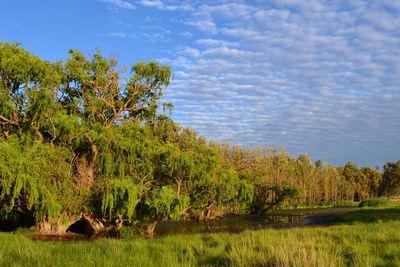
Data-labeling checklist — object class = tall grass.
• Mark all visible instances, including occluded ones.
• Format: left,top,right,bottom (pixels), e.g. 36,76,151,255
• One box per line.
1,220,400,266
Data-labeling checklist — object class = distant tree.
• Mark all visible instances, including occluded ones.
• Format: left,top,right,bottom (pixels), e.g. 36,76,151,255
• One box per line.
315,160,323,170
360,167,382,197
340,162,368,201
380,161,400,197
252,184,298,214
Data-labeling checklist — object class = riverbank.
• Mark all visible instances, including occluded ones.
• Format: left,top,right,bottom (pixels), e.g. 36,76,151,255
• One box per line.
1,206,400,266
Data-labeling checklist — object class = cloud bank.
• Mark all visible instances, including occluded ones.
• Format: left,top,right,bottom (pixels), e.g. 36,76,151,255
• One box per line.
123,0,400,166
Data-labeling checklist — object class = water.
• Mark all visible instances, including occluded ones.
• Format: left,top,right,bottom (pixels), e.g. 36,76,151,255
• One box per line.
155,207,355,236
26,207,356,241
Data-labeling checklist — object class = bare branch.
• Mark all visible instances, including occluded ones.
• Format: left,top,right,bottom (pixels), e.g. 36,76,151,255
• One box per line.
0,115,19,126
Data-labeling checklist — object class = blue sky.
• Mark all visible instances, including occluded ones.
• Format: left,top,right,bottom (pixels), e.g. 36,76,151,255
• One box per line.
1,0,399,167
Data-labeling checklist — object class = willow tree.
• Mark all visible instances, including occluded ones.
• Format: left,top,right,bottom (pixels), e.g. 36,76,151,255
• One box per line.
0,42,63,141
0,42,173,227
61,49,172,189
0,42,72,226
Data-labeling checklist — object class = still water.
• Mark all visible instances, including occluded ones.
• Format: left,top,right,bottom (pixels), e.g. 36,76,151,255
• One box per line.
155,207,355,236
27,207,355,241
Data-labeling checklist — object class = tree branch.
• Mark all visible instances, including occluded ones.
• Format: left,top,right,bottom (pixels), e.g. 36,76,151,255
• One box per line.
0,115,19,126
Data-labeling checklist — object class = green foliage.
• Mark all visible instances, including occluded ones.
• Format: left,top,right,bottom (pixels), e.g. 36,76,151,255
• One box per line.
0,139,72,221
361,166,382,197
237,182,254,209
146,186,189,220
101,178,142,221
95,123,155,179
64,50,171,126
215,167,239,207
154,143,192,187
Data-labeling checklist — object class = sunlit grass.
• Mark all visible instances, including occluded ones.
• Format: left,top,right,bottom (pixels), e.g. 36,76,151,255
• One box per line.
278,200,358,210
1,219,400,266
3,203,400,266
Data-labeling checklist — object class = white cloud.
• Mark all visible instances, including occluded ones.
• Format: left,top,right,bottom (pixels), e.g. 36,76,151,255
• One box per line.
202,47,263,59
363,9,400,31
220,28,261,39
186,19,218,34
107,32,128,37
138,0,193,11
179,31,194,38
100,0,135,10
178,47,201,57
195,38,240,48
139,0,400,166
195,3,256,19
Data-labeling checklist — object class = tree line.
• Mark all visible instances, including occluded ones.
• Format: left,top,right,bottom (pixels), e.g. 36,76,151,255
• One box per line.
1,42,399,234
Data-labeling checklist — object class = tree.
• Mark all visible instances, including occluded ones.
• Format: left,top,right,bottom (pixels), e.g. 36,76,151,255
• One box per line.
62,50,172,190
0,42,174,228
380,161,400,197
0,138,74,223
63,50,171,127
360,167,382,197
0,42,63,141
340,162,368,201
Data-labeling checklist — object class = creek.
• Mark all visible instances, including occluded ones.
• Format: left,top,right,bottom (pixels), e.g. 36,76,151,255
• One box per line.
27,207,356,241
154,207,355,236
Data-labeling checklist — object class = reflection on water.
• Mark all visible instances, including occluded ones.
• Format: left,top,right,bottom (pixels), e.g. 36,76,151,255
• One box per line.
155,207,355,236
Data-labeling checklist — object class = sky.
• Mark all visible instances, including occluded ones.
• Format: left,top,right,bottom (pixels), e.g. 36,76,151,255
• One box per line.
1,0,399,167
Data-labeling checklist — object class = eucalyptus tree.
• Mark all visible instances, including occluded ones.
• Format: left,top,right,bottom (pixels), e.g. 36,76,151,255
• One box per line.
361,167,382,197
340,162,369,201
380,161,400,197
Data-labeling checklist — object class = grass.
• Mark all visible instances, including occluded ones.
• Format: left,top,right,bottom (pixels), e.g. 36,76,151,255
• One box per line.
331,207,400,225
275,200,358,210
359,198,391,208
0,222,400,266
1,203,400,267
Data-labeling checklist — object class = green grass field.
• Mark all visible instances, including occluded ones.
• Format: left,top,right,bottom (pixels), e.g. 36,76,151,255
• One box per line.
1,204,400,267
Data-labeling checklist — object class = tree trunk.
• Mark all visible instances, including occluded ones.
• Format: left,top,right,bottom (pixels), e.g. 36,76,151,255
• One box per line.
176,178,182,197
205,203,214,220
37,219,68,234
75,142,98,190
75,158,95,190
143,220,158,237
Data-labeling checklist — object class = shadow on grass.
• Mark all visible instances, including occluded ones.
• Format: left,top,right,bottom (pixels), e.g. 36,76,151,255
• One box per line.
328,207,400,225
198,255,231,267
